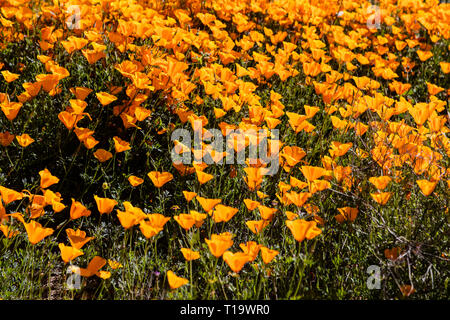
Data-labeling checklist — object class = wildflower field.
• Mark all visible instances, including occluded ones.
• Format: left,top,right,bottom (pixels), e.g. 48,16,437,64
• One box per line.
0,0,449,300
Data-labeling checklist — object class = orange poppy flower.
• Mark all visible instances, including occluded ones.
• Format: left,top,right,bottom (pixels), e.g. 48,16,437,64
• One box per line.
189,210,207,228
195,170,214,185
212,204,238,223
416,50,433,62
0,131,15,146
69,199,91,220
128,175,144,187
70,87,93,100
66,228,94,249
93,149,113,162
285,219,322,242
58,111,78,130
1,70,20,82
260,246,279,264
239,241,261,261
23,220,54,245
16,134,34,147
196,196,221,214
116,210,139,229
39,168,59,189
180,248,200,261
58,243,84,263
416,179,437,196
246,219,270,234
205,233,234,258
370,192,392,205
369,176,392,190
285,191,311,207
0,186,23,204
182,191,197,202
147,171,173,188
0,224,19,238
335,207,358,223
113,136,131,153
94,195,117,214
243,199,260,211
96,92,117,106
223,251,251,273
174,214,196,230
1,101,22,121
300,166,326,182
78,256,109,278
257,205,277,221
329,141,352,158
139,220,161,238
146,213,170,230
167,270,189,289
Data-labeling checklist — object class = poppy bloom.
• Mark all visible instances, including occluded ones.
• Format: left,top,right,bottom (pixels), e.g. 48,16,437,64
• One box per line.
113,136,131,153
239,241,261,261
16,134,34,147
174,214,196,230
246,220,270,234
70,199,91,220
180,248,200,261
128,175,144,187
94,195,117,214
23,220,54,245
285,219,322,242
260,246,279,264
39,168,59,189
212,204,238,223
0,186,23,204
182,191,197,202
78,256,110,279
167,270,188,289
205,233,234,258
196,196,221,214
96,92,117,106
66,228,94,249
223,251,251,273
1,70,20,82
59,243,84,263
93,149,113,162
147,171,173,188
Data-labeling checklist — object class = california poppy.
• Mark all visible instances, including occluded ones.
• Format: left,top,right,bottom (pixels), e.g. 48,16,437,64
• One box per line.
39,168,59,189
212,204,238,223
167,270,189,289
239,241,261,261
66,228,94,249
223,251,251,273
196,196,221,214
93,149,113,162
23,220,54,245
94,195,118,214
205,233,234,258
16,134,34,147
128,175,144,187
59,243,84,263
147,171,173,188
113,136,131,153
180,248,200,261
285,219,322,242
174,214,196,230
260,246,279,264
70,199,91,220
